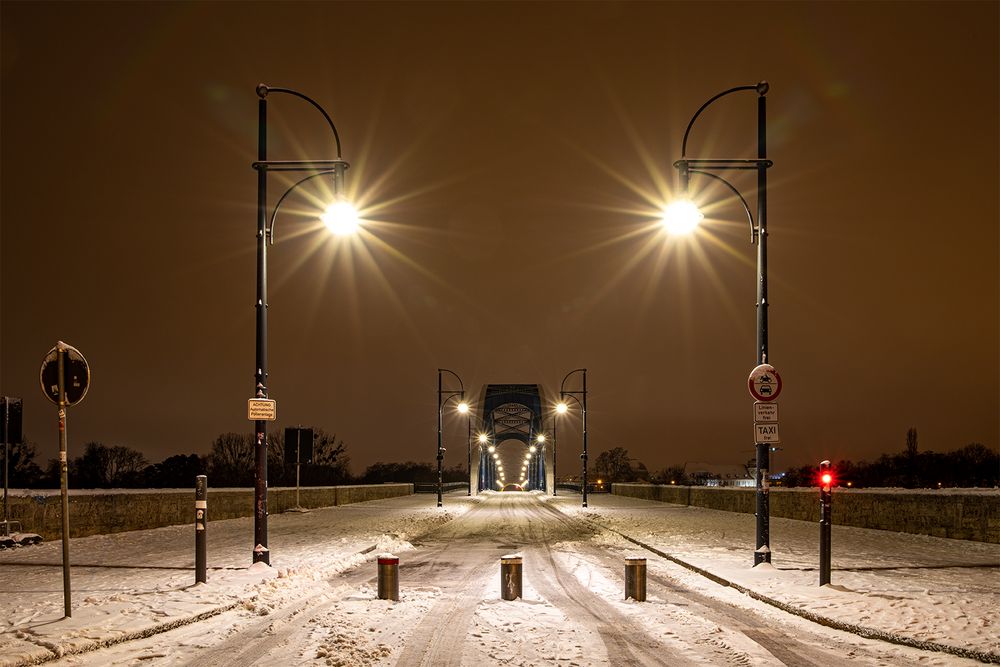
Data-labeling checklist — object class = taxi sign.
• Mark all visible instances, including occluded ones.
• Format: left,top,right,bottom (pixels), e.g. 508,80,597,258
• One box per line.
754,423,780,443
748,364,782,402
247,398,277,421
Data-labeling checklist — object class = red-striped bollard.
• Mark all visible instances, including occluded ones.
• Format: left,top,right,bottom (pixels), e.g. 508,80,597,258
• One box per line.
377,554,399,601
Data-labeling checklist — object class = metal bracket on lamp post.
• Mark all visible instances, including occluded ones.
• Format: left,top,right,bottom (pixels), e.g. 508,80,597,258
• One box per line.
674,81,773,566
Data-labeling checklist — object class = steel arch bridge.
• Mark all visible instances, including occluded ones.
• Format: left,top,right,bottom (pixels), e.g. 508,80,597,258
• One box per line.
471,384,552,493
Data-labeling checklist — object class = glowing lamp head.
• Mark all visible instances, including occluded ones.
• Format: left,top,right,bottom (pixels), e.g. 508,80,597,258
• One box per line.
529,445,537,454
821,473,833,487
492,453,499,460
479,434,489,444
321,201,360,236
457,401,469,414
535,434,546,444
661,199,703,235
556,402,568,414
487,445,496,453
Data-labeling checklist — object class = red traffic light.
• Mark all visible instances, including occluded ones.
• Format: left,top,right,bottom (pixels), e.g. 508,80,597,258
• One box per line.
821,473,833,487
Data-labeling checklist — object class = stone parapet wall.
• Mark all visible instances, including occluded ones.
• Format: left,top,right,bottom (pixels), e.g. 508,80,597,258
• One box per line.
4,484,413,540
611,484,1000,543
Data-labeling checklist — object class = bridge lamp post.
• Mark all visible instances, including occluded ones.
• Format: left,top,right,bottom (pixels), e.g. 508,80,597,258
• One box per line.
251,84,360,565
437,368,466,508
559,368,588,507
663,82,774,566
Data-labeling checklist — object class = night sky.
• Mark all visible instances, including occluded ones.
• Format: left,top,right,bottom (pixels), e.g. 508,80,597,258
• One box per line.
1,2,997,477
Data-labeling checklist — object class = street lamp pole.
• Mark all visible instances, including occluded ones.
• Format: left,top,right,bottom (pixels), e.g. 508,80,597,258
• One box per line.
559,368,588,508
437,368,465,508
252,84,354,565
671,81,773,565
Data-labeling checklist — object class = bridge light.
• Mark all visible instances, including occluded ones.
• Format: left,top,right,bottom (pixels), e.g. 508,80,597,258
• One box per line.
493,453,499,460
457,401,469,414
488,445,496,453
556,402,568,414
536,434,546,444
529,445,537,454
479,433,489,444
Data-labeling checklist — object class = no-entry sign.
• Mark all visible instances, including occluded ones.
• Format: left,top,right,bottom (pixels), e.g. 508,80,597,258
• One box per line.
748,364,782,402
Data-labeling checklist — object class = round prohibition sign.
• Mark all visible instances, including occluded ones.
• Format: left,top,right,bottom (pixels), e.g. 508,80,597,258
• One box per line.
748,363,782,402
39,342,91,406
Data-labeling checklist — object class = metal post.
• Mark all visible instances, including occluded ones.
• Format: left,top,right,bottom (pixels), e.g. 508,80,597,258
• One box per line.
467,413,472,496
500,554,522,600
753,89,771,567
582,369,588,508
56,346,71,617
624,556,647,601
253,93,270,566
295,428,301,509
2,397,8,533
819,460,832,586
195,475,207,584
552,418,557,496
436,371,443,508
377,554,400,600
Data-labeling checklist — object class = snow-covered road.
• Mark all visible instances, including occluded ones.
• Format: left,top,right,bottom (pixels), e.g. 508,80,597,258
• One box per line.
1,491,996,666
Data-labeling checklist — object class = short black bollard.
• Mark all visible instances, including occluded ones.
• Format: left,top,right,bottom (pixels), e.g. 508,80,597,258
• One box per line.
195,475,207,584
819,460,832,586
500,554,522,600
625,556,646,601
377,554,399,601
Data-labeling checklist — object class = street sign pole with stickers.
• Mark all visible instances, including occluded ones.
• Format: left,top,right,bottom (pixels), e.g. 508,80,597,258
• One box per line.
39,341,90,618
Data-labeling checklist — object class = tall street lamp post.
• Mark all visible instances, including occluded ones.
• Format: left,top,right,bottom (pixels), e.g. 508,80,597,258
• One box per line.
664,81,774,566
251,84,360,565
558,368,588,507
437,368,467,507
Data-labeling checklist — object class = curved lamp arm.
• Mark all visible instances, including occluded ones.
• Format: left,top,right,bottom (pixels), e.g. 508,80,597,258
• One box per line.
438,368,465,394
257,84,343,158
267,167,346,244
689,169,757,244
560,368,586,394
681,82,768,158
558,393,583,410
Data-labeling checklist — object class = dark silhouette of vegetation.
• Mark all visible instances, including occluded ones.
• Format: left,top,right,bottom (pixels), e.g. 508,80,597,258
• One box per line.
142,454,208,488
782,430,998,488
593,447,644,483
358,461,466,485
650,465,690,486
2,437,44,487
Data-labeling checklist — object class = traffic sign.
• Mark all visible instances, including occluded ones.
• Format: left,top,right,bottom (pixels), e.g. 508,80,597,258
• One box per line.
748,364,782,402
248,398,277,421
39,343,91,406
753,402,778,423
754,423,780,443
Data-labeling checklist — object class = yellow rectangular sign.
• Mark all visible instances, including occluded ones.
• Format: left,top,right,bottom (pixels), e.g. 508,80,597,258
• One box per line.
247,398,277,421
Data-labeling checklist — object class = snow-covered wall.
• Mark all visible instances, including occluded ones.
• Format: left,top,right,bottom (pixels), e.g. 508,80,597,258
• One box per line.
611,484,1000,543
4,484,413,540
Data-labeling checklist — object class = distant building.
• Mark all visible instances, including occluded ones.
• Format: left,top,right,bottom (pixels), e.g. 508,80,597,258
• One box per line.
684,462,755,487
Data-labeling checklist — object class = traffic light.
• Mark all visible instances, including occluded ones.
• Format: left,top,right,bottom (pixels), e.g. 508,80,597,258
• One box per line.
818,459,832,586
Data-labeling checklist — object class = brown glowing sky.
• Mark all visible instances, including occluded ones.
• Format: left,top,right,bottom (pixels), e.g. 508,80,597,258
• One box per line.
1,2,997,476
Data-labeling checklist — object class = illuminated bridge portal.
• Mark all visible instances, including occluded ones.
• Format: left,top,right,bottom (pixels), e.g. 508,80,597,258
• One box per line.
472,384,552,493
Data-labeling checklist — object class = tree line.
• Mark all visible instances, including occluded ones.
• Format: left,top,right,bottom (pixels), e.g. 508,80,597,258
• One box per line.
2,429,466,489
578,429,998,489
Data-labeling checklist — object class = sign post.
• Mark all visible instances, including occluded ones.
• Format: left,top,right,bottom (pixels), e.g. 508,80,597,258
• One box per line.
748,363,781,566
39,342,90,618
2,397,23,538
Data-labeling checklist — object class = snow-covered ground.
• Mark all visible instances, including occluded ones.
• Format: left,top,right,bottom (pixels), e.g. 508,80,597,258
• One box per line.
0,490,996,666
